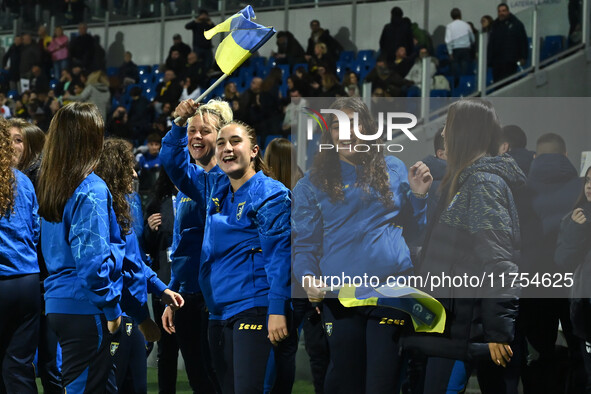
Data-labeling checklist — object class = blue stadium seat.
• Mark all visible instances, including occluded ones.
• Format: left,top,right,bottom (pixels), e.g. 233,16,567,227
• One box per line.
406,86,421,97
138,65,151,77
50,79,58,91
541,35,564,61
335,61,353,81
7,90,18,100
436,44,449,61
357,50,376,63
291,63,308,73
452,75,476,97
487,68,494,86
430,89,450,97
264,134,283,148
339,51,355,63
251,56,266,72
107,67,119,77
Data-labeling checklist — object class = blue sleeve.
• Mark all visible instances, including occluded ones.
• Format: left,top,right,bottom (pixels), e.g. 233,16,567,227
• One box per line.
120,231,149,322
168,266,180,292
292,179,324,281
392,158,427,241
69,186,123,321
160,123,208,203
143,263,168,297
257,187,292,316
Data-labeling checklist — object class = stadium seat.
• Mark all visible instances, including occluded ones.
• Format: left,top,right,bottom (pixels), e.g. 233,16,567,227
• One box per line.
107,67,119,77
430,89,450,97
7,90,19,100
336,61,353,81
339,50,355,63
357,50,376,63
406,86,421,97
291,63,308,73
264,134,283,147
138,65,151,76
251,56,266,72
541,35,564,61
452,75,476,97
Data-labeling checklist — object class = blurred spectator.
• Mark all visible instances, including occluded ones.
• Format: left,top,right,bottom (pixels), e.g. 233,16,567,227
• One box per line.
137,132,162,174
91,35,106,72
165,49,185,78
64,0,85,25
308,42,336,75
55,68,74,97
488,3,528,82
365,57,411,97
342,72,361,97
393,46,414,78
179,76,201,101
108,105,132,140
321,73,345,97
63,70,110,120
273,31,306,67
481,15,494,33
499,124,535,175
119,51,139,86
2,35,21,92
238,76,279,143
411,22,434,55
37,25,52,77
167,34,191,65
48,96,61,118
154,69,182,114
20,33,41,80
184,10,214,71
14,99,29,119
406,47,439,89
223,81,240,102
69,23,95,70
47,26,69,80
568,0,583,46
305,20,342,61
182,51,206,89
128,86,153,144
0,92,12,118
380,7,414,65
445,8,474,83
282,87,307,134
30,65,50,94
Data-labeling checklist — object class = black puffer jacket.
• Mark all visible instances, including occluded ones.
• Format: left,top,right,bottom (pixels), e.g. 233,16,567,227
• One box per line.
555,203,591,341
405,155,525,360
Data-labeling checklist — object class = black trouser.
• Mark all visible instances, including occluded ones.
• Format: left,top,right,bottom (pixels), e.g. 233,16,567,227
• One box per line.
321,299,406,394
174,293,220,393
492,62,518,82
47,313,112,394
423,357,470,394
293,298,329,394
451,47,472,85
38,312,62,393
152,297,179,394
579,340,591,393
208,307,296,394
109,316,147,393
0,273,40,394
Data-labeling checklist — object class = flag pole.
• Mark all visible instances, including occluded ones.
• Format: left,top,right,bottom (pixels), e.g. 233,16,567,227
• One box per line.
174,73,230,125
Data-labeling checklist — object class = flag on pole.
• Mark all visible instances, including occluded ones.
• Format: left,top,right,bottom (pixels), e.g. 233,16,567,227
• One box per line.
204,5,276,75
338,284,447,333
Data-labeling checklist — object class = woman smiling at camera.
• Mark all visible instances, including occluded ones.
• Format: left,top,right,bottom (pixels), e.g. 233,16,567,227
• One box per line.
160,99,292,393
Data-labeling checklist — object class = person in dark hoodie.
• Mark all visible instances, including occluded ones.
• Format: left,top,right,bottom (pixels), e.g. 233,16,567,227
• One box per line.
305,20,343,62
520,132,584,394
273,31,307,67
0,116,40,394
406,98,525,393
499,125,535,176
555,165,591,392
379,7,414,66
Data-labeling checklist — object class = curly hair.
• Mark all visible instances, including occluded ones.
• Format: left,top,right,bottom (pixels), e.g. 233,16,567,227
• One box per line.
310,97,394,209
0,117,15,217
94,139,135,235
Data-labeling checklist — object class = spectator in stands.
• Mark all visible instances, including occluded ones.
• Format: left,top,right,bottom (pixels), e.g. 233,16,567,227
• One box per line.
498,125,535,175
179,76,201,101
282,87,307,134
30,65,50,94
272,31,307,67
165,50,185,79
481,15,494,33
365,57,411,97
406,47,438,90
55,68,74,97
91,35,106,72
37,25,52,77
108,105,132,140
321,73,346,97
223,81,239,102
2,35,21,92
118,51,139,86
167,34,191,66
520,133,583,394
393,46,414,78
182,52,206,90
63,70,110,121
184,9,214,71
380,7,414,65
137,132,162,173
13,99,29,120
343,71,361,97
47,26,69,80
488,3,528,82
568,0,583,46
411,22,434,55
20,33,41,80
238,76,276,144
0,93,12,119
445,8,475,85
128,86,153,144
64,0,86,24
155,69,182,115
308,42,336,76
69,23,95,70
305,20,342,62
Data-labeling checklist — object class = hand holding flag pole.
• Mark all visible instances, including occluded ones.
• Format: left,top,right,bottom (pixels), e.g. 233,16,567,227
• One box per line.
174,5,276,125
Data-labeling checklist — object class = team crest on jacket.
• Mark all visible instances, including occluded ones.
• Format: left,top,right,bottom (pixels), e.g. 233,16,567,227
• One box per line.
110,342,119,356
212,198,221,213
325,322,333,336
236,202,246,220
126,323,133,336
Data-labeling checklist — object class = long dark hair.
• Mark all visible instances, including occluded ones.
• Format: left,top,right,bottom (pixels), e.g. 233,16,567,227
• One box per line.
37,102,104,222
94,139,135,235
0,117,15,217
10,119,45,172
440,98,501,204
574,166,591,209
310,97,394,208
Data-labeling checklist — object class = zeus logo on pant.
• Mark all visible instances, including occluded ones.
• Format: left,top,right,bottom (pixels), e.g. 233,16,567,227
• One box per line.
238,323,263,330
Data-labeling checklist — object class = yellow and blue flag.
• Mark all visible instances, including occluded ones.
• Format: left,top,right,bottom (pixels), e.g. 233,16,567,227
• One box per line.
204,6,276,75
338,284,447,333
